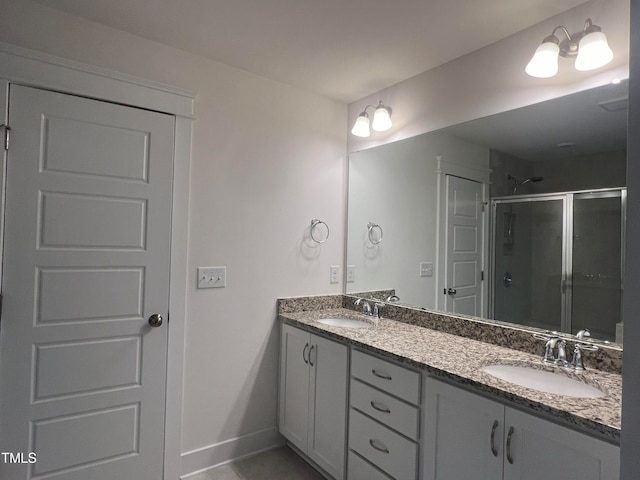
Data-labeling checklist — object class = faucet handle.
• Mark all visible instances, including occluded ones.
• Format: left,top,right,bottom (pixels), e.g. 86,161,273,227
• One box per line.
576,329,591,341
372,302,385,319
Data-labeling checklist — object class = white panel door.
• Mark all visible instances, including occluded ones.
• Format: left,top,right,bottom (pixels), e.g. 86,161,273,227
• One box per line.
423,377,504,480
308,334,347,480
0,85,174,480
444,175,484,316
503,408,619,480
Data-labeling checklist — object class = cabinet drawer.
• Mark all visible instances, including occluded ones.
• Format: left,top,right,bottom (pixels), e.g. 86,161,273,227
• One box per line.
349,409,418,480
350,379,420,440
351,350,420,404
348,451,393,480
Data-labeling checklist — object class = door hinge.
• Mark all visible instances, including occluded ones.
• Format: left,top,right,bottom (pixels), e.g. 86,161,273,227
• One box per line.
1,124,10,151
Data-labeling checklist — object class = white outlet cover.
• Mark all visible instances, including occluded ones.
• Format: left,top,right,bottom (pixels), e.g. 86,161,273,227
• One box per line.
330,265,340,284
420,262,433,277
197,266,226,289
346,265,355,283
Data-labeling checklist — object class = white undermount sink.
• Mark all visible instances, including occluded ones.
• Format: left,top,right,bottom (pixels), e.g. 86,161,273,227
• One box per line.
482,364,605,399
316,317,372,329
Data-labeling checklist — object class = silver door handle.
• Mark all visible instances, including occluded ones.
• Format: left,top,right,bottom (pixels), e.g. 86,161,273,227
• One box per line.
506,426,515,464
148,314,163,327
503,272,513,288
490,420,499,457
447,288,457,295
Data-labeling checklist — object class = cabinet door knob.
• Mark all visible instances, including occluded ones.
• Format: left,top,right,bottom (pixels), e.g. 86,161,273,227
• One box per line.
506,426,515,464
490,420,499,457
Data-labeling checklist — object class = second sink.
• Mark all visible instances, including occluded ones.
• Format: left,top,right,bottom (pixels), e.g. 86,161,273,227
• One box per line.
482,364,605,398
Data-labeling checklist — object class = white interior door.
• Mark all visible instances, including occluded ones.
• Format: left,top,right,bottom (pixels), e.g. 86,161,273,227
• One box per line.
0,85,174,480
444,175,484,316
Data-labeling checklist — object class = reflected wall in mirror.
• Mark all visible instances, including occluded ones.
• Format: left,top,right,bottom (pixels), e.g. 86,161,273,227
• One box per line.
346,80,627,344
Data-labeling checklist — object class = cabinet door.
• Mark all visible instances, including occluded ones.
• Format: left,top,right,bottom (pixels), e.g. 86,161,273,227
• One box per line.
503,407,620,480
308,334,348,480
423,377,504,480
278,324,311,452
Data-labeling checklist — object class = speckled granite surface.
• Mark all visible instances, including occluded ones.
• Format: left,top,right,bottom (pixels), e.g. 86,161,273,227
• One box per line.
342,295,622,375
277,300,622,444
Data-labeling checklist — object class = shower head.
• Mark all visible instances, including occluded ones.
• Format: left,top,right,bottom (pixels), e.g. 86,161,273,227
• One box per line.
507,174,544,194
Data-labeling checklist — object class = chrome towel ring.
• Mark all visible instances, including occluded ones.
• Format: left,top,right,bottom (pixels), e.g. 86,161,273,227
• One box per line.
367,222,383,244
310,218,330,244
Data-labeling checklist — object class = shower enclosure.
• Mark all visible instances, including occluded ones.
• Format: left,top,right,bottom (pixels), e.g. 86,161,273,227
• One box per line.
490,188,625,342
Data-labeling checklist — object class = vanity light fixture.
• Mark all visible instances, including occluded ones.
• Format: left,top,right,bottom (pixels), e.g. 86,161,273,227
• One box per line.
351,101,393,137
526,18,613,78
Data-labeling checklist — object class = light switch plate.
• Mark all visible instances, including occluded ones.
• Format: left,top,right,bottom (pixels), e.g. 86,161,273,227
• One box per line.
197,266,226,289
420,262,433,277
330,265,340,284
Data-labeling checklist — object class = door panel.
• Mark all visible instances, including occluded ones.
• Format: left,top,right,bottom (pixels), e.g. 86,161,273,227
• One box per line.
0,85,174,480
445,176,484,316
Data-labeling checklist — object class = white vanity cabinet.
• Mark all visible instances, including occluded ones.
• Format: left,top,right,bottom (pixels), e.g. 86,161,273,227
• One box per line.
348,350,422,480
278,323,348,480
423,377,620,480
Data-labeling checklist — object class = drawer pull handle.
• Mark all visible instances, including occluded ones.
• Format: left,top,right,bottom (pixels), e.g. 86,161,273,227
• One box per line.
371,369,392,380
370,401,391,414
303,343,309,364
506,426,515,464
369,439,390,454
490,420,499,457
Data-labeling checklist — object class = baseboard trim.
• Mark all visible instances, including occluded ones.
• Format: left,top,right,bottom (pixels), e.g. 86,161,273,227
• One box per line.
180,427,285,479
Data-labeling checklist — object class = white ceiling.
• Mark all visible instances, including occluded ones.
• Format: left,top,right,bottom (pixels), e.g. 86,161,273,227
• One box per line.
32,0,590,103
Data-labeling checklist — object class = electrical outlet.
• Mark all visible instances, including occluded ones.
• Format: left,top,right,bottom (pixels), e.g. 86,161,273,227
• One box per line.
420,262,433,277
330,265,340,284
346,265,355,283
197,266,226,289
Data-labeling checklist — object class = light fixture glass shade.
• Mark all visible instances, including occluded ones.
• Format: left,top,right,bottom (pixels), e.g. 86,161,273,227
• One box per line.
575,31,613,71
525,41,560,78
351,113,371,137
372,105,392,131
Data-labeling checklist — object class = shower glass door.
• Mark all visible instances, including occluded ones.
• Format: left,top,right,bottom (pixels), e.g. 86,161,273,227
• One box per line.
571,191,624,341
491,188,625,341
492,196,565,332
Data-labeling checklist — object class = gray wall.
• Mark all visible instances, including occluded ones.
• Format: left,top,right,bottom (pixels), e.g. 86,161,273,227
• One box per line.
620,0,639,476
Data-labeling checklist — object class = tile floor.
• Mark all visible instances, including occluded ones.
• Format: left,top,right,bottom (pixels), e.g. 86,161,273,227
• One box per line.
188,446,326,480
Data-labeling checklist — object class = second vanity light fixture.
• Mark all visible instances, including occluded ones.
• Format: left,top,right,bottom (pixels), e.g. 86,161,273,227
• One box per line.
525,18,613,78
351,101,393,137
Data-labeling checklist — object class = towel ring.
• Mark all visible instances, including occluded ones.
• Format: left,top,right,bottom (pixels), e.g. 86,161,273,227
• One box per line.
367,222,383,245
310,218,330,244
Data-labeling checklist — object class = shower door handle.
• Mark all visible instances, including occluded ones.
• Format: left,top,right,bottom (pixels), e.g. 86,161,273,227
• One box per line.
503,272,513,288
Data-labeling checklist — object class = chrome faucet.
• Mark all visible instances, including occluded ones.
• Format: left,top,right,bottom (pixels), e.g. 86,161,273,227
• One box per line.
354,298,372,315
571,329,598,371
543,337,560,363
555,339,570,368
540,335,569,367
354,298,385,319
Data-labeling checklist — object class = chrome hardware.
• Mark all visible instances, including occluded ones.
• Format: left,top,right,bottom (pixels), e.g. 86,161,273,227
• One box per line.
310,218,330,244
367,222,383,244
148,314,163,327
506,426,515,464
303,343,309,365
370,401,391,414
503,272,513,288
385,294,400,303
369,439,390,454
571,330,599,371
490,420,499,457
354,298,372,315
554,339,570,368
372,302,385,319
447,288,457,295
371,369,392,380
308,345,315,367
0,124,10,150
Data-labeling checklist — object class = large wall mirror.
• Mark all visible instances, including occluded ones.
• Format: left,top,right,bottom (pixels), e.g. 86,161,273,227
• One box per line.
346,79,627,345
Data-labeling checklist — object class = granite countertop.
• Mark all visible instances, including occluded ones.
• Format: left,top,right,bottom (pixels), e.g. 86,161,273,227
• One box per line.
279,307,622,444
